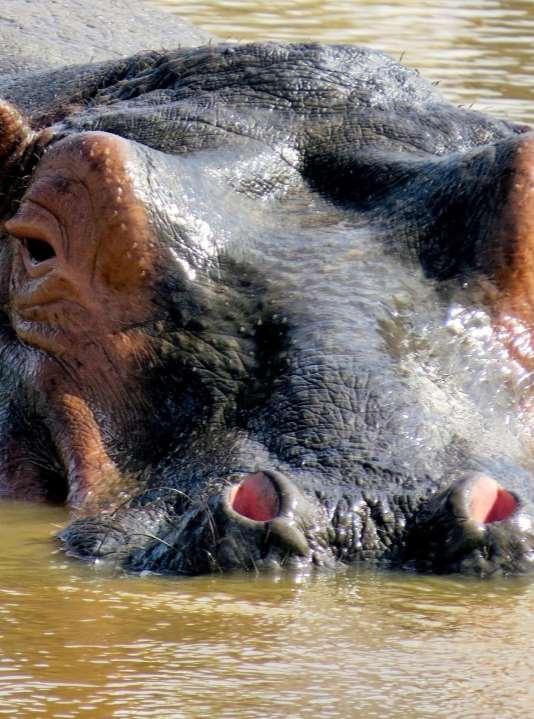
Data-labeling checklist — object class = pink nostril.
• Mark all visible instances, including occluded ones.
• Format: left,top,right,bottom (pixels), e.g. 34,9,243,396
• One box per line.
469,475,518,524
229,472,280,522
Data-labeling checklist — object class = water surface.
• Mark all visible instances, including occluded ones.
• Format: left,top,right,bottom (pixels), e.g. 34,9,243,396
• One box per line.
2,502,533,718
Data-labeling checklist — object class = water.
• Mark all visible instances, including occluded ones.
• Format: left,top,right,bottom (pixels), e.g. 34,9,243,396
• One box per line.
2,502,534,719
3,1,534,717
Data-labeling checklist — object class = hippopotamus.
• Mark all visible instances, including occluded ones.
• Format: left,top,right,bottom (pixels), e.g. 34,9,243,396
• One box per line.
1,0,534,578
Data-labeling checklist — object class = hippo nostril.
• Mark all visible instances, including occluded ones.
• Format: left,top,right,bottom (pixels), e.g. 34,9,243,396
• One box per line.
22,237,56,264
229,472,281,522
468,475,518,524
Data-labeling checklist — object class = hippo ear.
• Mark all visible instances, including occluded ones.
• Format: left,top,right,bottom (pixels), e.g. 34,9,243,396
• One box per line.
0,101,51,216
492,133,534,318
0,101,35,167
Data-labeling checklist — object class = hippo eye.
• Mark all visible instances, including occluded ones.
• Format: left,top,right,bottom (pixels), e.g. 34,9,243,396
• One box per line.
20,237,56,264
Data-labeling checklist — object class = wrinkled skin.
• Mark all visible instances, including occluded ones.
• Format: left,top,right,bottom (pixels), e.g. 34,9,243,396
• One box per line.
2,12,534,577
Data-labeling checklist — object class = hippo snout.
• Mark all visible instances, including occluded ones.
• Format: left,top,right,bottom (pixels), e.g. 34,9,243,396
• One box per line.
60,468,534,578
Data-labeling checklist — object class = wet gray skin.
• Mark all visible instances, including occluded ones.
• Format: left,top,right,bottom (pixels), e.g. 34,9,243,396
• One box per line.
1,2,534,578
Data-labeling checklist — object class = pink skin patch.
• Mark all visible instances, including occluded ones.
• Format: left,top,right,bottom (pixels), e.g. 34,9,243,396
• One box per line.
230,472,280,522
469,475,518,524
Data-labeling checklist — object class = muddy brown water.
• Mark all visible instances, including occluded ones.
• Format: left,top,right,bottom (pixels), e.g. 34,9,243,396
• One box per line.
2,1,534,717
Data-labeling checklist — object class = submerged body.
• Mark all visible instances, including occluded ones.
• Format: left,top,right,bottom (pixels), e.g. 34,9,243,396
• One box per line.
1,1,534,576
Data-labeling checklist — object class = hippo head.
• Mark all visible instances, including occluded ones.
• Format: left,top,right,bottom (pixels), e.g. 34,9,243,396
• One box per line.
2,43,534,577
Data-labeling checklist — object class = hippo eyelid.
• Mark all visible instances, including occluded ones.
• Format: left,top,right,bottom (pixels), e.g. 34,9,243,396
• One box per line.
5,198,65,258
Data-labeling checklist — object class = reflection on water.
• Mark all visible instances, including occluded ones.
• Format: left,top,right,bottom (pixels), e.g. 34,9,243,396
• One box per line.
154,0,534,124
3,1,534,717
1,502,533,718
